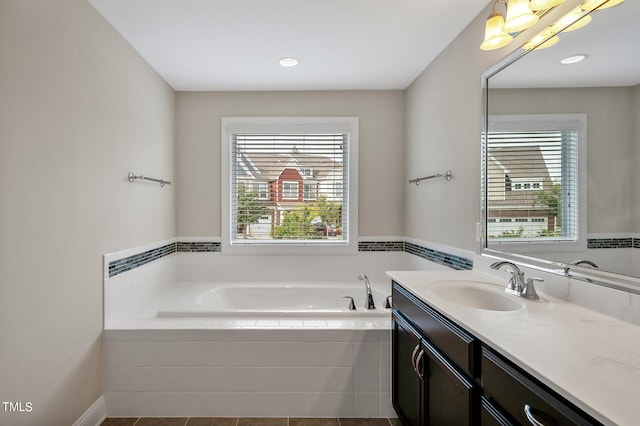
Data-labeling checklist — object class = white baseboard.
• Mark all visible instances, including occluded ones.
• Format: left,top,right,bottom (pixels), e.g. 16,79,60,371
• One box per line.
73,395,106,426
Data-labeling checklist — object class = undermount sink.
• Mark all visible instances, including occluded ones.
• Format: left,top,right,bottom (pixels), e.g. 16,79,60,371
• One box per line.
433,281,526,312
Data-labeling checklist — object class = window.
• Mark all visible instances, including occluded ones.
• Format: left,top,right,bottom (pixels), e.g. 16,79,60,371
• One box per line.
303,183,317,200
282,182,299,200
487,114,585,244
512,179,543,191
221,117,359,253
254,182,269,199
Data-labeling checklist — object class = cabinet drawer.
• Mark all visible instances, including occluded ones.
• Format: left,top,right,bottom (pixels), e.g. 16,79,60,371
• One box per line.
393,282,477,377
480,397,515,426
481,347,600,426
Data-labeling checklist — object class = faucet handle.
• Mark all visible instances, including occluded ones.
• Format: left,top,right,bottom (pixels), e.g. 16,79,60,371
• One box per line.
523,277,543,300
384,295,392,309
506,271,520,292
342,296,356,311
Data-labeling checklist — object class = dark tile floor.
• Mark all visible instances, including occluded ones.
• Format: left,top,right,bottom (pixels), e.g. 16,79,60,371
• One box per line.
101,418,400,426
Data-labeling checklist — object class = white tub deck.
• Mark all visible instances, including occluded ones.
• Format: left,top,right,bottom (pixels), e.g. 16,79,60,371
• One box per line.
107,281,392,330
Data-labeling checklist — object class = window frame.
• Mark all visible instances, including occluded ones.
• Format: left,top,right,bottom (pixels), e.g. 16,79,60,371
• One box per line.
221,117,359,255
486,114,587,254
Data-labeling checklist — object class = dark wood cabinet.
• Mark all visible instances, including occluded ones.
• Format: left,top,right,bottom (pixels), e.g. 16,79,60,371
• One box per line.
391,280,602,426
481,348,597,426
421,337,476,425
392,314,424,426
480,397,515,426
392,283,477,426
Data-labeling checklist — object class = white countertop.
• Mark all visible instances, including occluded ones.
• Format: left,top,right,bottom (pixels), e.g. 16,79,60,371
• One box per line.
387,269,640,426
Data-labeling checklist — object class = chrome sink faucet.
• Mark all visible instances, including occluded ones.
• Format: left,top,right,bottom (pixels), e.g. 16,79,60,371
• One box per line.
490,261,541,300
358,274,376,310
491,261,525,295
564,259,599,275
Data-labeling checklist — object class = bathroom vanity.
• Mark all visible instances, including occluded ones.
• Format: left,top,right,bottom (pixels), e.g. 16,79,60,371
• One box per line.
388,270,640,426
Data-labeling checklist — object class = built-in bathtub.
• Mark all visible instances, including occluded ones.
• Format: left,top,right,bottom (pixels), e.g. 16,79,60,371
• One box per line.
102,245,430,419
157,282,391,319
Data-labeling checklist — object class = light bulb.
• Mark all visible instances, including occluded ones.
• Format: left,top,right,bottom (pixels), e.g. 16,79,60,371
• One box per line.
504,0,539,33
582,0,623,11
523,29,560,50
481,12,514,50
530,0,565,11
551,7,592,33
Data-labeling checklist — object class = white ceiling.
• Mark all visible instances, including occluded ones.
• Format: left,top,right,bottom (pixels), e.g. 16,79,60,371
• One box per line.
88,0,491,91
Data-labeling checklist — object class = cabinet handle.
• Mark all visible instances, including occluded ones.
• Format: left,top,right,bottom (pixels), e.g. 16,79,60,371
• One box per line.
411,344,420,372
524,404,546,426
415,349,425,378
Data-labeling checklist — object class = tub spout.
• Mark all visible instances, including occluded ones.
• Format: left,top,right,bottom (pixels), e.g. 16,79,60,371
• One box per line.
358,274,376,310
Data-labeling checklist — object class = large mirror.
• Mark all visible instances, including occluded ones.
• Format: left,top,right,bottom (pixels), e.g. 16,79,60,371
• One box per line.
482,0,640,289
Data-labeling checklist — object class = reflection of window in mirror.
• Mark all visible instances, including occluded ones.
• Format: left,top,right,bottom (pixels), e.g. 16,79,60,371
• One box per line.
487,114,586,245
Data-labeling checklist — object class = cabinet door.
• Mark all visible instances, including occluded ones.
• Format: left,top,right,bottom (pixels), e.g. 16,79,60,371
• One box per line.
392,313,423,426
421,339,476,426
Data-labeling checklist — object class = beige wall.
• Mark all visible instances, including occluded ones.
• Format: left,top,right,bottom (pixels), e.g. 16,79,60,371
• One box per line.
0,1,175,425
490,87,635,233
634,84,640,232
404,2,504,250
175,91,405,237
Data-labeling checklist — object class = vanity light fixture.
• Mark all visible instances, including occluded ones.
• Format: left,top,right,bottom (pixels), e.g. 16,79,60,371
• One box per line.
483,0,622,52
560,53,589,64
504,0,539,33
278,57,299,67
530,0,565,11
582,0,624,11
480,0,514,51
551,6,592,32
480,0,564,51
522,28,560,50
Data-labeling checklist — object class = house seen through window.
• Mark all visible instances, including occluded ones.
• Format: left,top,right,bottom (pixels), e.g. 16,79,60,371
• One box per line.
223,118,357,248
487,115,581,243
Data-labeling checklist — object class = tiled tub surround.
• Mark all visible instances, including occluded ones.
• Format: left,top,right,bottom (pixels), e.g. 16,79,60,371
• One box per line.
104,329,393,418
102,237,471,418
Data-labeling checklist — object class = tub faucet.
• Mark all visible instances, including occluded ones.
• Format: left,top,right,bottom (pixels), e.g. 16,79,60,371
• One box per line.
358,274,376,310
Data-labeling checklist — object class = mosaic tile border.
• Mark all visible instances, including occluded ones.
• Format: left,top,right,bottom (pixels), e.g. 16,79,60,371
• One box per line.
108,243,176,277
108,239,473,277
177,241,222,252
587,237,638,249
358,241,405,252
404,242,474,270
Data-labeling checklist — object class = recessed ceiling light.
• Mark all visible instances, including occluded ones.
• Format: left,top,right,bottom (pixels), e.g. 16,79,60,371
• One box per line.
560,54,589,65
279,57,299,67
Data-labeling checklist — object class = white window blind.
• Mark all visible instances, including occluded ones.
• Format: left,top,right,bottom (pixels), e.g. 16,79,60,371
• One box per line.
487,127,578,242
230,131,350,244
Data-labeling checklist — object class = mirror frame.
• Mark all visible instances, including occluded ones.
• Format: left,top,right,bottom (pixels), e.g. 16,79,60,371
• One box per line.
480,1,640,295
